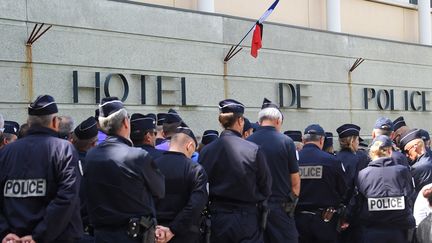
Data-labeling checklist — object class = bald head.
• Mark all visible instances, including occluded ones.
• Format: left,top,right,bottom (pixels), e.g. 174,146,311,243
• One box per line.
169,133,196,158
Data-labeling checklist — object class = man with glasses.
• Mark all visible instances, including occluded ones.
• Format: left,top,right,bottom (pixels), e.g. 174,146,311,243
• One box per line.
130,113,164,159
399,128,432,196
0,95,82,243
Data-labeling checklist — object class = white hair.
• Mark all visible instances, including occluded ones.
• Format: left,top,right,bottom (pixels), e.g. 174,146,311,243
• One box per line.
98,108,128,135
258,107,283,123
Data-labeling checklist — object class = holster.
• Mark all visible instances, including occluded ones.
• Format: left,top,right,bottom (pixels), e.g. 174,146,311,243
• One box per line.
200,207,211,243
127,216,156,243
283,192,299,218
258,202,269,231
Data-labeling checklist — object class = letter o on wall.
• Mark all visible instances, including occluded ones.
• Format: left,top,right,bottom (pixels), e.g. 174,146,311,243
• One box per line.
104,74,129,102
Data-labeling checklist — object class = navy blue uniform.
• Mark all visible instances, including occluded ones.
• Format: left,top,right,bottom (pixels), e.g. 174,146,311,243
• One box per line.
155,151,208,243
356,157,415,243
0,126,82,243
410,152,432,195
199,129,272,243
296,143,347,243
392,149,410,168
84,136,164,243
247,126,299,243
136,144,164,160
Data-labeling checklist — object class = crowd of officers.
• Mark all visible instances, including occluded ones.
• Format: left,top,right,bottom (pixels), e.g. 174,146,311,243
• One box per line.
0,94,431,243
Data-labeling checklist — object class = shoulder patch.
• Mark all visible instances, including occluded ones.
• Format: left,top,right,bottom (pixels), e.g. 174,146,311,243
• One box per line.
299,165,323,179
4,179,46,198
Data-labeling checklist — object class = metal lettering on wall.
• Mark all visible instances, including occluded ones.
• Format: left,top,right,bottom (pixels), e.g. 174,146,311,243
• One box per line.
72,71,186,105
364,88,428,111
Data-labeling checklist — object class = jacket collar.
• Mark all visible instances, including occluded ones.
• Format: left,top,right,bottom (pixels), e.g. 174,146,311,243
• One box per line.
221,129,242,138
368,157,395,167
27,126,59,138
105,135,133,147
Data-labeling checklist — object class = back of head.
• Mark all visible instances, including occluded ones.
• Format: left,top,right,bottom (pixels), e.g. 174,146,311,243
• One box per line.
369,135,393,160
72,117,98,152
423,187,432,207
218,99,245,130
303,124,325,145
259,98,283,124
27,95,59,130
98,97,128,136
58,116,74,139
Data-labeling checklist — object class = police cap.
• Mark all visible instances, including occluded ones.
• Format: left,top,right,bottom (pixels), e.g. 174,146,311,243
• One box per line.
374,117,393,131
175,125,198,147
284,130,302,142
157,113,167,126
323,132,333,149
28,95,58,116
393,116,407,132
202,130,219,145
131,113,156,132
336,124,360,138
419,129,430,142
399,128,422,150
218,99,245,114
99,97,124,117
371,135,393,149
3,121,20,136
304,124,325,136
261,98,279,109
74,117,98,140
243,117,252,133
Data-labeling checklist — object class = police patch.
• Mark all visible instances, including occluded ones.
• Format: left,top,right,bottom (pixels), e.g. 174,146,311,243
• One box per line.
4,179,46,198
299,166,323,179
368,196,405,211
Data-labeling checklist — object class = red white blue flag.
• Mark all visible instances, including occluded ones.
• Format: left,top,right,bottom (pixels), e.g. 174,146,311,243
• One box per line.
251,0,280,58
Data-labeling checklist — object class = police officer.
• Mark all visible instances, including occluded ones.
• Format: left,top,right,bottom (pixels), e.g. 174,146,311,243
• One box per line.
418,129,432,156
335,124,368,243
393,116,409,147
323,132,334,155
372,117,409,167
295,124,348,243
199,99,272,243
399,129,432,196
130,113,164,159
284,130,303,152
84,97,167,243
197,130,219,152
242,117,253,139
356,135,415,243
247,98,300,243
70,117,99,243
155,113,167,146
155,125,208,243
0,94,82,243
0,121,20,149
156,109,182,151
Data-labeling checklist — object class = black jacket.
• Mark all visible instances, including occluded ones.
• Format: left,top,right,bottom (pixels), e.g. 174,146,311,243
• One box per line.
84,135,165,228
0,126,82,242
199,129,272,204
155,151,208,236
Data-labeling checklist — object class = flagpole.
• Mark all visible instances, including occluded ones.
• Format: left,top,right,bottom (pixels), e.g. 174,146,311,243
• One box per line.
224,22,256,62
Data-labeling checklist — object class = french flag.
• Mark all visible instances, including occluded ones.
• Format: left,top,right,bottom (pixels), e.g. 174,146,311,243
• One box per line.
251,0,280,58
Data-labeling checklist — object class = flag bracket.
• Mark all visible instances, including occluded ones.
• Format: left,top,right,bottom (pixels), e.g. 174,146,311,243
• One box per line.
349,58,365,73
26,23,52,46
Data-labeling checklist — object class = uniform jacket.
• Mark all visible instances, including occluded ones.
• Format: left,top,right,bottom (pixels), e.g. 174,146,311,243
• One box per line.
247,126,299,201
155,151,208,235
356,157,415,229
199,129,272,204
135,144,164,160
0,126,82,242
411,152,432,194
297,143,348,209
84,135,165,228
